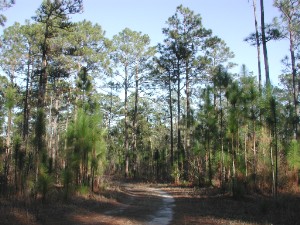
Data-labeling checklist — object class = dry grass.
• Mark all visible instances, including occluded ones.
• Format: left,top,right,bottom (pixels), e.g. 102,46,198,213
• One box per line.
165,185,300,225
0,183,299,225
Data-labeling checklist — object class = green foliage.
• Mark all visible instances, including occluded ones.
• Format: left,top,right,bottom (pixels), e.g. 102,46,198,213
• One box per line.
171,165,181,184
0,0,15,26
287,140,300,170
112,28,155,65
33,0,83,29
4,85,17,110
77,185,89,195
63,167,74,200
34,109,47,163
66,107,106,188
215,150,231,168
67,19,111,73
38,164,53,201
77,67,92,93
13,135,22,164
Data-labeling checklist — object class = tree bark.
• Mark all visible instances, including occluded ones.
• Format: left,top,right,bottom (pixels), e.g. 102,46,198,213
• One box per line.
260,0,271,86
124,65,129,178
132,64,139,177
168,70,174,167
177,62,182,174
252,0,263,92
220,91,225,188
184,60,190,180
22,54,31,146
288,23,298,139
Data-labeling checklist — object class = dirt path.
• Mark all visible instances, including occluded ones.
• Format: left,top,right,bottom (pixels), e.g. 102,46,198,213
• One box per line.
147,188,175,225
103,183,175,225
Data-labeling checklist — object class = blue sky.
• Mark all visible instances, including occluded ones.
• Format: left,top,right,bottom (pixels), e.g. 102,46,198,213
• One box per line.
1,0,289,86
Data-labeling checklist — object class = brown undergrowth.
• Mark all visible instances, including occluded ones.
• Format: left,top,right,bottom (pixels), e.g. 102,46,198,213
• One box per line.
0,182,300,225
165,185,300,225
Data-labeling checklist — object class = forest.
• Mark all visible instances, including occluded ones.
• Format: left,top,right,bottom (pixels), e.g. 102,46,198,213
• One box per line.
0,0,300,224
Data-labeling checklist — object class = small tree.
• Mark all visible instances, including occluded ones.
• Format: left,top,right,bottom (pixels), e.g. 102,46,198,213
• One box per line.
65,107,106,195
287,140,300,188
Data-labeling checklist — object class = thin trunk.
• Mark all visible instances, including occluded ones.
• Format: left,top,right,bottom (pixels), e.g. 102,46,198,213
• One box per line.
39,34,48,108
63,105,69,169
220,92,225,188
253,120,257,185
132,65,139,178
260,0,271,86
14,144,18,192
6,108,12,155
168,71,174,167
245,125,248,177
177,62,182,172
185,61,190,180
23,54,31,146
273,99,278,197
48,94,53,170
52,96,59,175
6,69,15,156
252,0,262,92
237,126,240,155
124,65,129,178
270,144,275,196
91,167,95,192
208,135,212,185
108,85,113,129
288,25,298,139
232,135,236,195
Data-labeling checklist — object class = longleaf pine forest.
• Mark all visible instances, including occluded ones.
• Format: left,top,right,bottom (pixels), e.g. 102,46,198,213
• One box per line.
0,0,300,207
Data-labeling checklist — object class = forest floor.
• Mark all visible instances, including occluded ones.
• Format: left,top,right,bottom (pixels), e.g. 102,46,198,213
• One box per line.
0,182,300,225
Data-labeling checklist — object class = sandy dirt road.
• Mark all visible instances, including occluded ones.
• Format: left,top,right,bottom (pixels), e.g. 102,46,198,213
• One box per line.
101,183,175,225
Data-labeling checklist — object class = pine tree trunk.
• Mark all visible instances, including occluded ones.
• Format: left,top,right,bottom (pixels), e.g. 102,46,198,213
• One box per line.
208,136,212,185
245,125,248,177
252,0,262,91
48,94,53,171
288,23,298,139
220,92,225,188
270,144,275,196
168,71,174,167
6,108,12,155
23,55,31,147
253,120,257,186
185,61,190,180
232,135,236,196
124,65,129,178
260,0,271,86
177,63,182,176
52,94,59,178
132,65,139,178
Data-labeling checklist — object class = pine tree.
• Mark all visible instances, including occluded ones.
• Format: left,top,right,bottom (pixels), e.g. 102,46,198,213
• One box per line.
162,5,213,180
274,0,300,139
111,28,155,177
